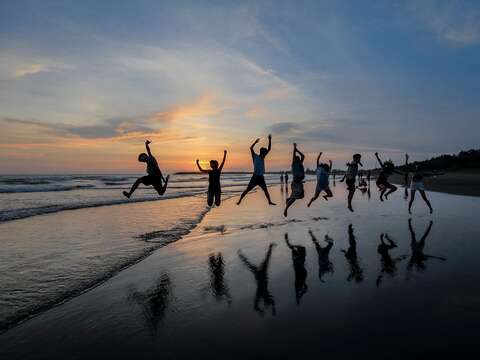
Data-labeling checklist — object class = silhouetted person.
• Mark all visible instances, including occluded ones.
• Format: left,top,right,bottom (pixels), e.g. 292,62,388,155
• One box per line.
238,243,276,316
367,170,371,183
374,152,403,201
127,273,172,335
280,172,284,184
407,219,445,277
284,143,305,216
376,233,407,287
340,154,363,212
341,224,364,283
208,253,232,305
309,230,334,282
408,163,438,214
237,135,276,206
285,172,289,185
308,152,333,207
285,233,308,304
196,150,227,207
123,140,169,198
404,153,410,200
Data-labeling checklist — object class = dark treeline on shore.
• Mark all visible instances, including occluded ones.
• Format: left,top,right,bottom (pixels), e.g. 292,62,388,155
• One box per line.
398,149,480,171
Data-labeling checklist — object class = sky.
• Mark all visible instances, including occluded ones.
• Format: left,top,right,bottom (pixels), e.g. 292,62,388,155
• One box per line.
0,0,479,174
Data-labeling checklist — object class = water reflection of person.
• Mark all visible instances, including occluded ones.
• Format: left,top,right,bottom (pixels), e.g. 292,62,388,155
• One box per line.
285,233,308,304
208,253,232,305
407,219,446,277
376,234,407,287
127,273,172,335
309,230,334,282
238,243,276,316
341,224,364,283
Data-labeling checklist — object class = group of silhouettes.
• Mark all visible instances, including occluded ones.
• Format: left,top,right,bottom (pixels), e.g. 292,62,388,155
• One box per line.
123,136,437,215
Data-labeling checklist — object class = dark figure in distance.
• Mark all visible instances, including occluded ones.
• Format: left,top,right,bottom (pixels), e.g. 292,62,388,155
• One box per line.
309,230,334,282
237,135,276,206
341,224,364,283
196,150,227,207
284,143,305,217
285,233,308,304
123,140,169,198
238,243,276,316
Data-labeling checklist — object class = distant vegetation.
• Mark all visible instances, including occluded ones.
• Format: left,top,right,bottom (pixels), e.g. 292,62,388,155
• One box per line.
400,149,480,171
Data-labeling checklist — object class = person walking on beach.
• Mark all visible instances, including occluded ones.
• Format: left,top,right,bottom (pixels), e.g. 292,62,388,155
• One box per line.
309,230,334,282
340,154,363,212
196,150,227,207
238,244,277,316
285,233,308,304
374,152,403,201
408,164,437,214
308,152,333,207
237,135,276,206
284,143,305,217
123,140,169,198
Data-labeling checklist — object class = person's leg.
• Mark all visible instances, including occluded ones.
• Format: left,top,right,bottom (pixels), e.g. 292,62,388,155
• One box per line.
419,190,433,213
384,183,397,199
215,191,221,207
308,188,320,207
408,190,416,214
259,177,276,205
323,188,333,201
123,176,147,198
284,197,295,217
207,191,214,206
347,189,355,212
154,175,170,196
237,178,256,205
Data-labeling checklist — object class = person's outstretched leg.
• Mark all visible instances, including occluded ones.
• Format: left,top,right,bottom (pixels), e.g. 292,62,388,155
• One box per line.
284,198,295,216
384,184,397,200
237,181,255,205
408,190,416,214
347,190,355,212
419,190,433,214
308,190,320,207
123,177,146,198
323,188,333,201
259,180,276,205
155,175,170,196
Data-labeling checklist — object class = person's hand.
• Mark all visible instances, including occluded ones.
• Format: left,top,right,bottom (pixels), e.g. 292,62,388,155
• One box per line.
319,151,323,156
406,154,409,159
196,159,200,163
145,140,151,145
268,134,272,140
293,143,297,148
374,152,378,156
224,150,227,154
254,138,260,144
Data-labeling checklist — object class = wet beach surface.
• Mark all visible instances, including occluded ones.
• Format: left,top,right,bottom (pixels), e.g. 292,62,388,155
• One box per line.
1,182,480,358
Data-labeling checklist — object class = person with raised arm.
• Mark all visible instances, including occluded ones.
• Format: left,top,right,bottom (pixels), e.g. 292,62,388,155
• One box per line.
123,140,169,199
408,163,438,214
339,154,363,212
196,150,227,207
237,135,276,206
308,151,333,207
374,152,403,201
284,143,305,217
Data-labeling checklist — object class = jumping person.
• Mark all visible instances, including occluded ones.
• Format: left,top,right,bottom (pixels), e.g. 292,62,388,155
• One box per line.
340,154,363,212
123,140,169,198
374,152,402,201
308,152,333,207
408,165,435,214
196,150,227,207
237,135,276,206
284,143,305,217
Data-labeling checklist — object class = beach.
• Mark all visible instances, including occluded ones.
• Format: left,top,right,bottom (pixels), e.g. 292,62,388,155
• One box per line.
1,181,480,358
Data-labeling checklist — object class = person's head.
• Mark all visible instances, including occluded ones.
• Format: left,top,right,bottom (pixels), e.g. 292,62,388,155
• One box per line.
293,155,301,163
259,147,268,158
383,160,395,172
210,160,219,170
321,163,331,172
138,153,148,162
352,153,362,166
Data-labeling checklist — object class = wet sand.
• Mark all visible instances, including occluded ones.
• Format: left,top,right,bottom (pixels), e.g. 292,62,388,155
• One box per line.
1,183,480,358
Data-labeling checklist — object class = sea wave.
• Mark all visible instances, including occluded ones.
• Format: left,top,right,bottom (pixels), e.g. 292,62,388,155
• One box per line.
0,184,95,193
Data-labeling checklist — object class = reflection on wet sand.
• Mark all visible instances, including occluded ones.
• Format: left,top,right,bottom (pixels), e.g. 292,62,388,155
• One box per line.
407,219,446,278
376,233,407,287
285,233,308,304
238,243,276,316
309,230,334,282
341,224,364,283
208,253,232,305
127,273,172,335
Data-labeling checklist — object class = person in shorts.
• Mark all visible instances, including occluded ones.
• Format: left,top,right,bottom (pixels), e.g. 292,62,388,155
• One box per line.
340,154,362,212
308,151,333,207
196,150,227,207
284,143,305,217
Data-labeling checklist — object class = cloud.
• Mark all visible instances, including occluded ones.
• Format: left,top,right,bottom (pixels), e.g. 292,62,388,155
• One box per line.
408,0,480,46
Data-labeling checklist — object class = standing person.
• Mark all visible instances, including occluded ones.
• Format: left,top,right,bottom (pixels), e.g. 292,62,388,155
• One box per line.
340,154,363,212
408,166,435,214
285,172,289,185
308,152,333,207
280,172,284,184
404,154,410,200
374,152,403,201
196,150,227,207
284,143,305,217
123,140,169,198
237,135,276,206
